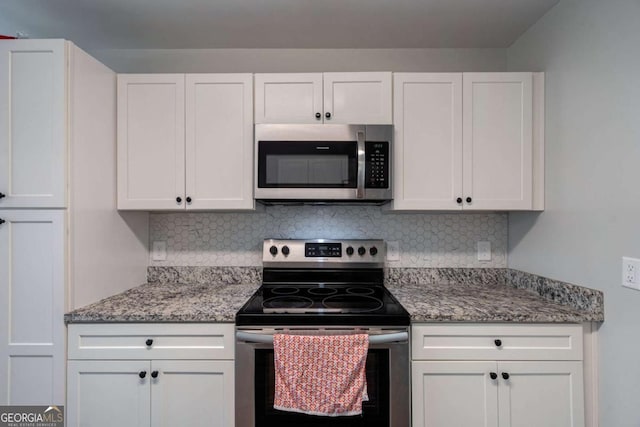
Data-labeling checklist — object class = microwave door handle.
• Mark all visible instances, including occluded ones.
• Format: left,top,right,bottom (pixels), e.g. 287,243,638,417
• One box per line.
356,130,366,199
236,331,409,345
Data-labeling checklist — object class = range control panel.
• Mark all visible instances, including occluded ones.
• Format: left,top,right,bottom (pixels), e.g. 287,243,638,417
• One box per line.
263,239,385,267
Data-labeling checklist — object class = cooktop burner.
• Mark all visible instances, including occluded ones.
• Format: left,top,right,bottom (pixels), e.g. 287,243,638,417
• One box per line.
235,239,411,327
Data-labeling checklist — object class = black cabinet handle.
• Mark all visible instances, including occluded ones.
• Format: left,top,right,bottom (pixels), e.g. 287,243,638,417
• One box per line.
494,339,502,347
490,372,498,380
456,197,463,204
186,196,192,204
176,197,182,204
466,197,472,203
0,219,5,225
139,371,147,379
315,112,322,119
0,192,5,199
502,372,510,380
325,112,331,119
145,339,153,347
151,371,159,378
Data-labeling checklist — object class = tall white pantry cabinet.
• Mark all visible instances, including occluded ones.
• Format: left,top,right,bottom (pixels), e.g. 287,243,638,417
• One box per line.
0,40,148,405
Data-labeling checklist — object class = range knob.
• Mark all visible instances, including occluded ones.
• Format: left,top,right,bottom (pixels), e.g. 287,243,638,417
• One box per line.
346,246,354,256
281,245,290,256
357,246,366,256
369,246,378,256
269,245,278,256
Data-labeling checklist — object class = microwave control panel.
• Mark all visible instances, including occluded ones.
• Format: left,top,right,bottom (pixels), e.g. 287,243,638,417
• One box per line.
365,142,389,189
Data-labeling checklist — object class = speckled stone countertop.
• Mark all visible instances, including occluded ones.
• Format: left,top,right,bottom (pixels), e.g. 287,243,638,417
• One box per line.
65,266,603,324
64,282,259,323
386,281,598,322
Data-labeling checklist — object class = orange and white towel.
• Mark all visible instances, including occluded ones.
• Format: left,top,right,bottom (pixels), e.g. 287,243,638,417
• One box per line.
273,334,369,417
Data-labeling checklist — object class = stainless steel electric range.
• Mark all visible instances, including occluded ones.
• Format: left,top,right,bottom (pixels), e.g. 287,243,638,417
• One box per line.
235,239,410,427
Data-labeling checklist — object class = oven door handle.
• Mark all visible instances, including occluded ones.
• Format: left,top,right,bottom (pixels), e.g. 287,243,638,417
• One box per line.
236,331,409,345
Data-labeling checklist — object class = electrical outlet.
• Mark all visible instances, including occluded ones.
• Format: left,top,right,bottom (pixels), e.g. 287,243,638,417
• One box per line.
477,241,491,261
152,241,167,261
622,257,640,290
386,241,400,261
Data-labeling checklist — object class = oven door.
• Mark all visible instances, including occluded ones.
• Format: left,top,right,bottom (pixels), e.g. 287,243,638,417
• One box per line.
235,328,410,427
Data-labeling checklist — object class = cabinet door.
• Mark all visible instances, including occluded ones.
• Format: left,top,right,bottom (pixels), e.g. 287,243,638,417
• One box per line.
67,360,151,427
151,360,234,427
412,361,498,427
117,74,185,210
185,74,254,210
498,361,584,427
0,210,65,405
254,73,323,124
323,72,392,124
392,73,463,210
462,73,533,210
0,40,66,208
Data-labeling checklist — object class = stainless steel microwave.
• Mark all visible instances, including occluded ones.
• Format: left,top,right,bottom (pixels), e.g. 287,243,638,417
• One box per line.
254,124,392,204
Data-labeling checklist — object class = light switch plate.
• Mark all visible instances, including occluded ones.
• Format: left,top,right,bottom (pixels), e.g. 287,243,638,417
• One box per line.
477,241,491,261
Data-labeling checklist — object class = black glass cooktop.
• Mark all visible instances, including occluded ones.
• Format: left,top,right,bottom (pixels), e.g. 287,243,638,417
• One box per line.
235,269,410,327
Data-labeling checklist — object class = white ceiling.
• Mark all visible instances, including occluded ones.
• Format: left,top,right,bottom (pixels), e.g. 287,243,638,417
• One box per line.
0,0,559,50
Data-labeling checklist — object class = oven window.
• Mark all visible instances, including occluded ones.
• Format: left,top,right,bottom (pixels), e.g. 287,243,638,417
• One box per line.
258,141,357,188
255,349,390,427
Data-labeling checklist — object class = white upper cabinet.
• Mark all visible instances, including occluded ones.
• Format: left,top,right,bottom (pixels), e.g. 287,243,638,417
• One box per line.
118,73,254,211
118,74,186,210
254,73,323,124
185,74,254,210
323,72,392,124
254,72,392,124
463,73,533,210
0,40,67,208
392,72,544,211
393,73,463,210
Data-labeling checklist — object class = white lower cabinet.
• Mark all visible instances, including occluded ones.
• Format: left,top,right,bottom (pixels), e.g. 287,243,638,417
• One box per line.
67,324,235,427
411,324,585,427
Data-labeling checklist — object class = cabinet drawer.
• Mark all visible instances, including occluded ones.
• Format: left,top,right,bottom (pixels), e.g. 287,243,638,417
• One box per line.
412,324,583,361
68,323,235,360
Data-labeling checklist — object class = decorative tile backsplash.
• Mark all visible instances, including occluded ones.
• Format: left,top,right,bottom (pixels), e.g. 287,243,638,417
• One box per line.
149,206,507,268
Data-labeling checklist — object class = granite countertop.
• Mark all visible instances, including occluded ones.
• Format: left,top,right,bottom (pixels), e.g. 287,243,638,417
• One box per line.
65,267,603,324
64,282,259,323
387,281,598,323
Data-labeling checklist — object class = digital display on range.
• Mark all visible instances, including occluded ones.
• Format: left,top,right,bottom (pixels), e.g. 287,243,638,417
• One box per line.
305,243,342,257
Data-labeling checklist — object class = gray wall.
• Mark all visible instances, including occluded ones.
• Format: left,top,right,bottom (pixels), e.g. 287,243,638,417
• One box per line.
90,48,506,73
507,0,640,425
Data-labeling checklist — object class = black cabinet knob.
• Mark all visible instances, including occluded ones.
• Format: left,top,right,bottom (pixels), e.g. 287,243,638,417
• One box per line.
315,112,322,119
358,246,366,256
369,246,378,256
186,196,192,204
176,197,182,204
490,372,498,380
494,339,502,347
281,245,290,256
0,219,5,225
346,246,354,256
0,192,5,199
139,371,147,379
146,339,153,347
466,197,472,203
502,372,510,380
456,197,463,204
151,371,159,378
325,112,332,119
269,245,278,256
